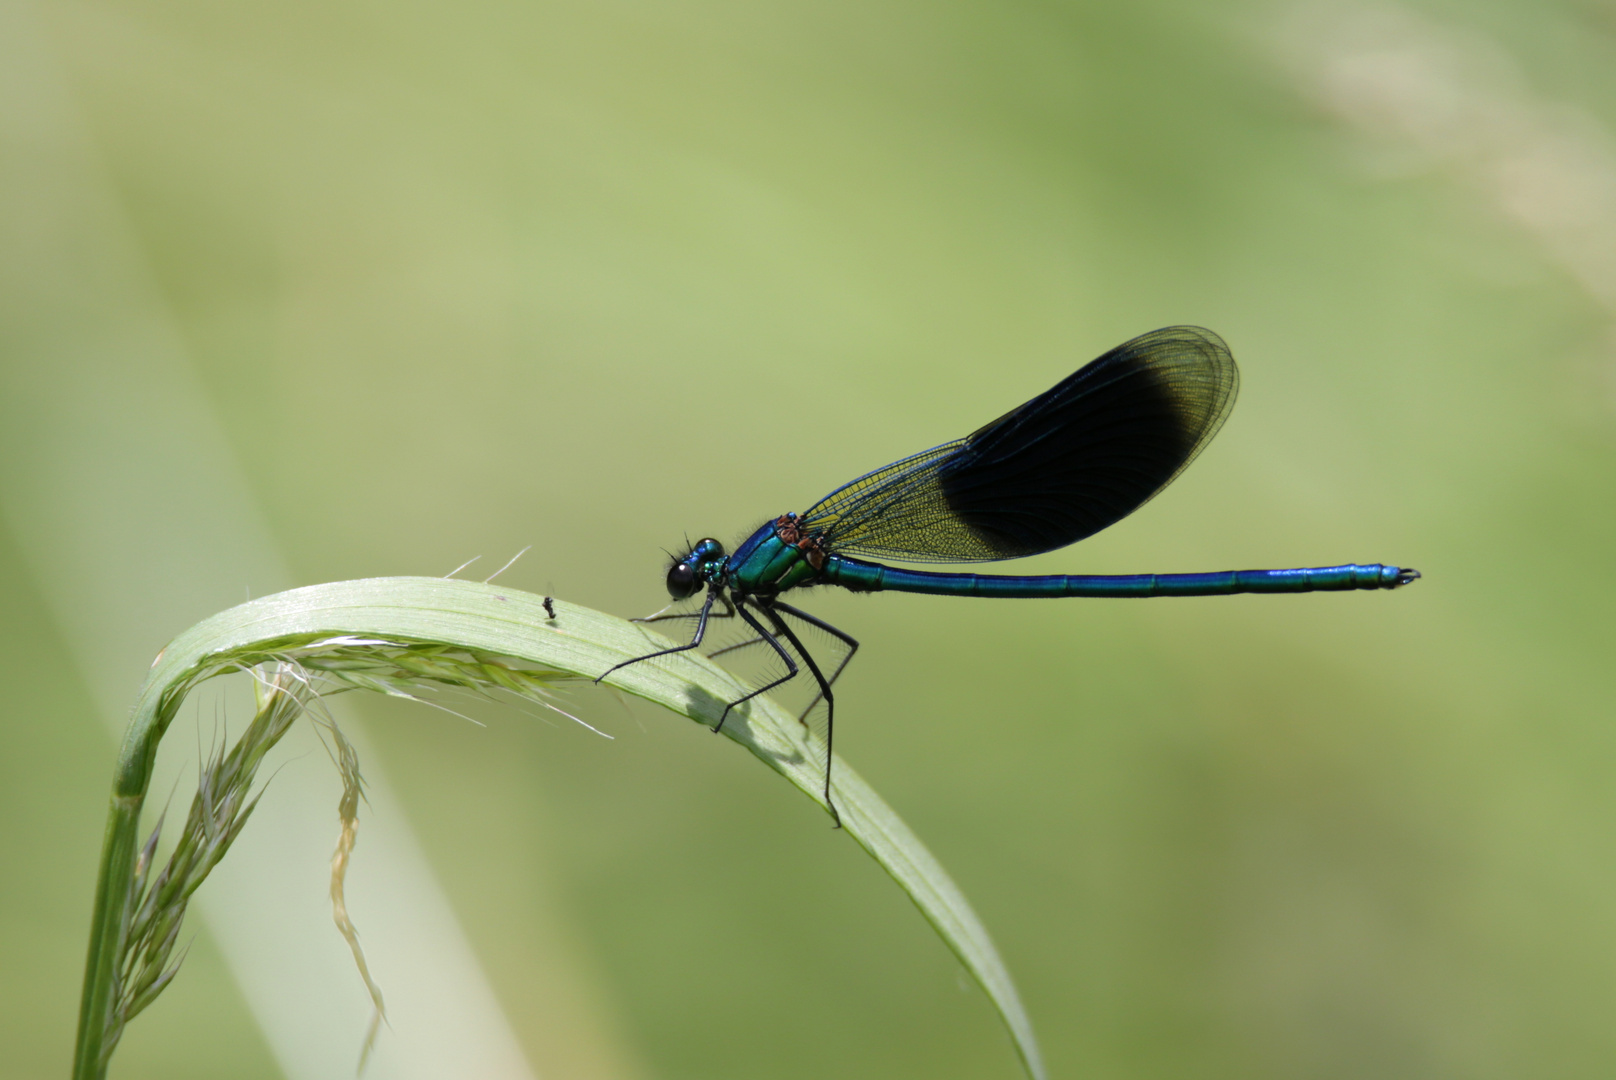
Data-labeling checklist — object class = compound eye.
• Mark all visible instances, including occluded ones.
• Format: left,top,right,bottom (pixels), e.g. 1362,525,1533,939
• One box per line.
665,561,702,599
692,537,725,562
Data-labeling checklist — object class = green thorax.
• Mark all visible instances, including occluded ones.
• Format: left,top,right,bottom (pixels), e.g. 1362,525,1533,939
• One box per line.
724,515,825,594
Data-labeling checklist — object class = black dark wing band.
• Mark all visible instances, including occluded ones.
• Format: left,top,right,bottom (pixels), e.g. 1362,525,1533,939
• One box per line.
800,326,1238,563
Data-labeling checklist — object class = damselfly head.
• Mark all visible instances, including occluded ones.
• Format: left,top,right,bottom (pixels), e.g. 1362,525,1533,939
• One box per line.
665,537,725,599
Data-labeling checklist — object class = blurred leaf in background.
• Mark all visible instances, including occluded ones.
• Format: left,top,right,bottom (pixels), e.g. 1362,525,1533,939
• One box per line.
3,0,1616,1077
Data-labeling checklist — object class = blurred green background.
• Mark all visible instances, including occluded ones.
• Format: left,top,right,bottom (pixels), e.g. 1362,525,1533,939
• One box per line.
4,0,1616,1077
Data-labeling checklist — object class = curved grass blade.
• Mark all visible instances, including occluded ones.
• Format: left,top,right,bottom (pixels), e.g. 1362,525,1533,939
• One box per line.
76,576,1043,1080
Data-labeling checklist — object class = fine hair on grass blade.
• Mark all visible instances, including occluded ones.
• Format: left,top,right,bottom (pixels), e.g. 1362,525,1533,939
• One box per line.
73,576,1044,1080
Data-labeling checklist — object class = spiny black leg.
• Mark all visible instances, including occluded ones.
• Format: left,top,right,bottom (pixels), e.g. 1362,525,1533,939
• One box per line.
770,600,860,725
757,601,842,828
596,589,719,684
633,594,737,624
711,599,801,734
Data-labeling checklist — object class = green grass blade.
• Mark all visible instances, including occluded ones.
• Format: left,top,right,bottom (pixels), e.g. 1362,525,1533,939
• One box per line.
77,576,1043,1080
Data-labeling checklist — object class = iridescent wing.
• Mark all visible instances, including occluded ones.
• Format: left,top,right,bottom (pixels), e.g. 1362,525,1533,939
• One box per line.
799,326,1238,563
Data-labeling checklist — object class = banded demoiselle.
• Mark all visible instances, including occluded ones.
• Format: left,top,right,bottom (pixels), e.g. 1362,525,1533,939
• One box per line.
601,326,1419,824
